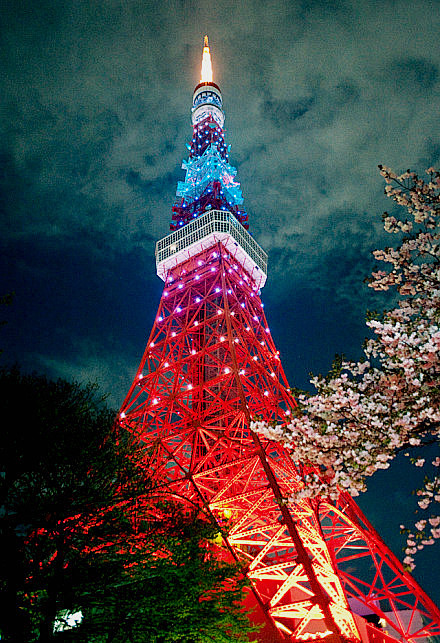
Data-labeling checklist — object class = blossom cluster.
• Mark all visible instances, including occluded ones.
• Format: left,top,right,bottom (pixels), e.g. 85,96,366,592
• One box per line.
252,167,440,569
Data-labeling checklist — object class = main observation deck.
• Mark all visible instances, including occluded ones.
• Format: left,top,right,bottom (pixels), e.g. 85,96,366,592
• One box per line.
156,209,268,288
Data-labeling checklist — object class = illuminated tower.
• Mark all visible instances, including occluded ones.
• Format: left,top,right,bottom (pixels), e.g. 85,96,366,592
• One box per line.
119,38,440,642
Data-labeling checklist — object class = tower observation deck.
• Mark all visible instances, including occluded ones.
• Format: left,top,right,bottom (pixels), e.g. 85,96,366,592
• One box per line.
119,37,440,642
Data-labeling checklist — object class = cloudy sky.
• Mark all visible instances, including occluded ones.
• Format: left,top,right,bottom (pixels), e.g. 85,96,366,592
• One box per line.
1,0,440,601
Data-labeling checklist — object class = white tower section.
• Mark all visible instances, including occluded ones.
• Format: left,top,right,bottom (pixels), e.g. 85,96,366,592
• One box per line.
155,209,268,289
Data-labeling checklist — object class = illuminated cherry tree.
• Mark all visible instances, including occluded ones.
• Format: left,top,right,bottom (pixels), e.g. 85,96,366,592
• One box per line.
252,166,440,569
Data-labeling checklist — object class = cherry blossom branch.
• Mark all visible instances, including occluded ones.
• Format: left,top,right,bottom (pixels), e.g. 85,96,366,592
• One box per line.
252,166,440,569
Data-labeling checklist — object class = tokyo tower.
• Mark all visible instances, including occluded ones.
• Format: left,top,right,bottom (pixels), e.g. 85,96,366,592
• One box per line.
119,37,440,642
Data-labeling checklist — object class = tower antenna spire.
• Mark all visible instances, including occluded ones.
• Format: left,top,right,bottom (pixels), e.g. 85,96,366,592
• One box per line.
200,34,213,83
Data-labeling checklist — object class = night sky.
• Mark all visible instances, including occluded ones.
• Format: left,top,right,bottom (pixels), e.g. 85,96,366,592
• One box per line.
1,0,440,603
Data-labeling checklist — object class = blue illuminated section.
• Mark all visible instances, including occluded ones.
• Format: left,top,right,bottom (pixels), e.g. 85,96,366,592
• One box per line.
170,82,248,230
176,142,243,207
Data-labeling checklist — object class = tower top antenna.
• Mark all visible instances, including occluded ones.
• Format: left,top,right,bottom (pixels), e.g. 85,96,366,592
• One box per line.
200,35,213,83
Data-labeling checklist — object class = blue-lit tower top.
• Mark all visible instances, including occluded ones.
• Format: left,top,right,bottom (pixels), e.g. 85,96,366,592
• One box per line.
171,36,249,230
157,38,266,288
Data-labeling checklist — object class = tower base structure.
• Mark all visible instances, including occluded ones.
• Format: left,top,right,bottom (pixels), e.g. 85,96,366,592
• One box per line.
119,217,440,642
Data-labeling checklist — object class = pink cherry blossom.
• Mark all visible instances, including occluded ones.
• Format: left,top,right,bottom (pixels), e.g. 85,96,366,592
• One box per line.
252,166,440,569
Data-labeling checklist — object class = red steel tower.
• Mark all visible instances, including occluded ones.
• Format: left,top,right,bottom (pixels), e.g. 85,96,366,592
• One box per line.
119,38,440,642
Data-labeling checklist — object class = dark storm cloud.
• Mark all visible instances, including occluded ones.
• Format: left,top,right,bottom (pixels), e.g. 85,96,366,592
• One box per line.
1,0,194,249
262,96,315,126
262,80,361,132
385,57,439,94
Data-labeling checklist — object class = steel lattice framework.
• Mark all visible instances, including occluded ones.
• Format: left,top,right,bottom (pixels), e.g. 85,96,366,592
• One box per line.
118,38,440,643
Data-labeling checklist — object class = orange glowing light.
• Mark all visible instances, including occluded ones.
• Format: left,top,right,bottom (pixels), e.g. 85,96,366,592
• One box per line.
200,35,213,83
